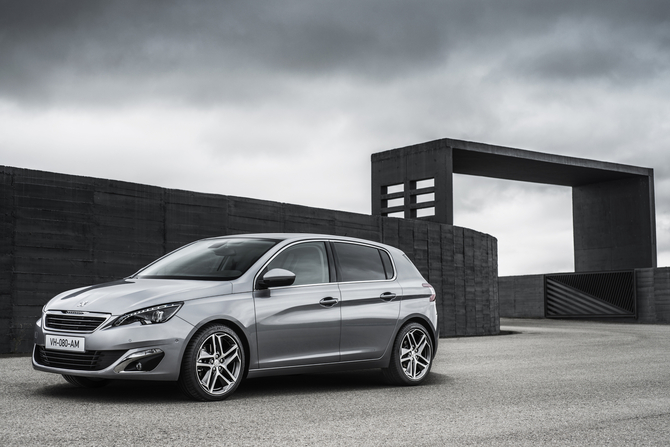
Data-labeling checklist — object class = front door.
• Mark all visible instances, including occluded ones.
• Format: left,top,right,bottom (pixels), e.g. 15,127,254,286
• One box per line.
253,241,341,368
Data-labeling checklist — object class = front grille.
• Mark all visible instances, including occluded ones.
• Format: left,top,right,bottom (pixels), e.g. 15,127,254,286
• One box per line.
45,313,108,332
35,346,125,371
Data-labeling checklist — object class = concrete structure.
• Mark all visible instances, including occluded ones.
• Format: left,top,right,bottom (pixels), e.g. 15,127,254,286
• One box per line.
373,138,669,324
499,269,670,323
372,138,657,272
0,165,498,354
2,137,663,353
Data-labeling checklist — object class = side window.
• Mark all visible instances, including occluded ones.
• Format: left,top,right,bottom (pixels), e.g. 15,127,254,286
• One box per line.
334,242,389,282
264,242,329,286
380,250,395,279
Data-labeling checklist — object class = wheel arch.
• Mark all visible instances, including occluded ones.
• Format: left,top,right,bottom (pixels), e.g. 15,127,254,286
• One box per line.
181,317,252,379
397,314,438,359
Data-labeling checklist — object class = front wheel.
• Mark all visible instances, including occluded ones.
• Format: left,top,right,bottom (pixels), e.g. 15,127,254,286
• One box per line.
382,322,434,385
178,324,245,401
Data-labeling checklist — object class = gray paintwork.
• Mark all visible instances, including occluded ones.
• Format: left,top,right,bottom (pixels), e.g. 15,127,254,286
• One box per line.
33,233,438,382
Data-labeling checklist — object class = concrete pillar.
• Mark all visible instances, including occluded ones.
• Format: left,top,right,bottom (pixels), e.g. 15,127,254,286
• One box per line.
573,176,657,271
371,140,453,224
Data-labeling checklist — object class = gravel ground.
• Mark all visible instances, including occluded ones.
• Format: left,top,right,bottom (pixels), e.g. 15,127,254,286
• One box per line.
1,318,669,446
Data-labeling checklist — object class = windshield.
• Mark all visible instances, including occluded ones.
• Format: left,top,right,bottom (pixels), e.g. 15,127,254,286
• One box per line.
135,238,279,281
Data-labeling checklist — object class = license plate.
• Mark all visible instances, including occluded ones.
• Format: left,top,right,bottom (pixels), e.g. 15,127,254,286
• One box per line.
45,334,85,352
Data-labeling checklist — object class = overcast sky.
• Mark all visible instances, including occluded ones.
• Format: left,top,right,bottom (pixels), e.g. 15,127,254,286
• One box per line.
1,1,669,275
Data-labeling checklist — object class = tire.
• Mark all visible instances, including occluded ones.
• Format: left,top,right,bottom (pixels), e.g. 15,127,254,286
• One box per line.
62,375,111,388
382,322,434,386
178,324,245,401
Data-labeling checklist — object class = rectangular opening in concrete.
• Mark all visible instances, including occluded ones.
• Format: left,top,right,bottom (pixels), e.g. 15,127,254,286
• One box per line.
385,183,404,194
415,207,436,218
414,178,434,189
386,197,404,208
414,192,435,204
453,174,574,276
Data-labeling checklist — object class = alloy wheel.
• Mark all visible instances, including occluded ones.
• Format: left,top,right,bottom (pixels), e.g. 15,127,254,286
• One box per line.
195,332,242,396
399,328,432,380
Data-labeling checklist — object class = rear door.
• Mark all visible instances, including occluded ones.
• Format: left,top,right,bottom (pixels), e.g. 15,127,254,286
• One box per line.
333,242,402,361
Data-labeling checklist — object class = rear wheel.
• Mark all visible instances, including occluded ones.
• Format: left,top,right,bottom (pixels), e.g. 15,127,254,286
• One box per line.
62,375,111,388
178,324,245,401
382,322,434,385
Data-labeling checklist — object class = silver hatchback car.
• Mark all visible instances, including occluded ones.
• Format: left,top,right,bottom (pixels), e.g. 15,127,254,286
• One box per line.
33,233,439,401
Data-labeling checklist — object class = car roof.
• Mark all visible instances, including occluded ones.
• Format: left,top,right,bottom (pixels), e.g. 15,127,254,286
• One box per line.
202,233,398,251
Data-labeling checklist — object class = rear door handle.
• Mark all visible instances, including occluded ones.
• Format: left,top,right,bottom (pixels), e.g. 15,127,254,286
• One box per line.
319,297,339,308
380,292,397,301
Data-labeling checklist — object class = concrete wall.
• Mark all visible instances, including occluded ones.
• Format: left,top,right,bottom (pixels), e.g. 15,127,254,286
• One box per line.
499,269,670,323
573,177,657,271
0,165,499,353
498,275,545,318
372,140,453,223
636,268,670,323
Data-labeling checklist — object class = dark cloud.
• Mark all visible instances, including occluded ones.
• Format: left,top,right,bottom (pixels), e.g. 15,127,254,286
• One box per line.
2,0,669,106
1,0,669,272
0,1,450,105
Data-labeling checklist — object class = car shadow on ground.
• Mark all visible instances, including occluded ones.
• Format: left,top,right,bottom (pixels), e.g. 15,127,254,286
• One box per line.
31,369,451,404
32,379,188,403
235,368,451,399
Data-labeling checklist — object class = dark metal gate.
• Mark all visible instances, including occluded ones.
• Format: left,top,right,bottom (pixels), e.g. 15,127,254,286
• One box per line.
545,271,636,318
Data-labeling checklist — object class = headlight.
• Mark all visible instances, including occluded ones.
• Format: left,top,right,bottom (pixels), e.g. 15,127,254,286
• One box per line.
112,303,183,327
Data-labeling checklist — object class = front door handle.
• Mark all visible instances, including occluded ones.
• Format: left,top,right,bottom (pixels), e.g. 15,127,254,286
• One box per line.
319,297,339,308
380,292,397,301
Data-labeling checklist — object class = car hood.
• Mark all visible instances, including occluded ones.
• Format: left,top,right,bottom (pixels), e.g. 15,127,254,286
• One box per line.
45,279,234,314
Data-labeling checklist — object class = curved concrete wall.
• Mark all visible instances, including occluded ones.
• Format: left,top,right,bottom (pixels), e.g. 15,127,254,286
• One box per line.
0,165,499,353
379,218,499,338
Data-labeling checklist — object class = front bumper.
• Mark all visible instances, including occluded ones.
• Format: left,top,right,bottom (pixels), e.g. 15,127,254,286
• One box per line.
32,315,194,381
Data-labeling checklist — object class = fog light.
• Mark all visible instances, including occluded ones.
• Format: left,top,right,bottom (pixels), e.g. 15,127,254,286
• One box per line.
114,349,164,373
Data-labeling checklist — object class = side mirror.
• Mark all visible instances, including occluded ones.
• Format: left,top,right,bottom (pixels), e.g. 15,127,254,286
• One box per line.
257,268,296,290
